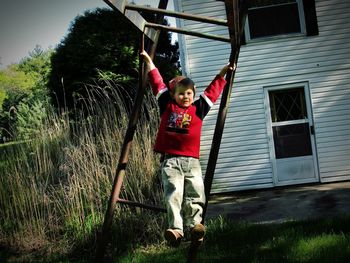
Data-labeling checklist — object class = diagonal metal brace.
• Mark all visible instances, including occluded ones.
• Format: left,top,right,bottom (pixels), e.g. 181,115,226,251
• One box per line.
125,4,228,26
187,1,249,263
95,1,169,261
202,0,248,221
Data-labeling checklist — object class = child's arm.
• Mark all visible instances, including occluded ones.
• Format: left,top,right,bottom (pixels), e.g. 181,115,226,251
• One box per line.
218,63,236,78
194,63,234,119
194,64,232,120
140,50,168,99
202,63,234,104
140,50,156,72
141,51,171,114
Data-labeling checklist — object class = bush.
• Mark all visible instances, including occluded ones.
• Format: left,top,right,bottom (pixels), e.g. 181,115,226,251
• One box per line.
0,47,53,142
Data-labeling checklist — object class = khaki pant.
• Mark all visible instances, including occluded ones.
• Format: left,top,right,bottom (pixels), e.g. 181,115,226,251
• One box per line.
161,155,205,236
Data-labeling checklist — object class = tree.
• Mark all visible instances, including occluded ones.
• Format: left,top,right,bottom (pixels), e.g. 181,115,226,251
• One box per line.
48,8,180,110
18,45,53,91
0,46,53,142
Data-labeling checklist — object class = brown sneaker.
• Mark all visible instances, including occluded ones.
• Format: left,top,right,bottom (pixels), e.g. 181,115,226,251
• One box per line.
164,229,183,247
190,223,205,243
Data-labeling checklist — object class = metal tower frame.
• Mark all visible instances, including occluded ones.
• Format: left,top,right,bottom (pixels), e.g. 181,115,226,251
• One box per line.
95,1,248,262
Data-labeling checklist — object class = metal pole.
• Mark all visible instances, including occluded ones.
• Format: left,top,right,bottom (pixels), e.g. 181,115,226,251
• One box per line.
95,33,145,261
186,2,242,262
125,4,228,26
186,2,248,263
202,0,248,221
117,198,167,213
95,0,169,260
145,22,231,43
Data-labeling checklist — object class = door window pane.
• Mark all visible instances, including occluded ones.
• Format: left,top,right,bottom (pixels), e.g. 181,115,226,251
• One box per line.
273,123,312,158
269,88,307,122
248,0,301,39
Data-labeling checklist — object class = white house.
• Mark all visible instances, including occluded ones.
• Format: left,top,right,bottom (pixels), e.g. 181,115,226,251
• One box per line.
173,0,350,193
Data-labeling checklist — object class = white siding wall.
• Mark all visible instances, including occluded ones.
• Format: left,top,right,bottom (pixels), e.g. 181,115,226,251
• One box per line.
175,0,350,193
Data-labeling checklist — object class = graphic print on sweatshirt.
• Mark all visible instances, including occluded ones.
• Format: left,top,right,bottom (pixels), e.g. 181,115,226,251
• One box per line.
166,109,192,134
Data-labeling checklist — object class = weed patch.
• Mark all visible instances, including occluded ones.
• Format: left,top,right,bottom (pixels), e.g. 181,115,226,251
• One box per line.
0,83,165,262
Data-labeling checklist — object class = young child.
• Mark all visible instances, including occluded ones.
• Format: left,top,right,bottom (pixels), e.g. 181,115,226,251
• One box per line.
141,50,233,246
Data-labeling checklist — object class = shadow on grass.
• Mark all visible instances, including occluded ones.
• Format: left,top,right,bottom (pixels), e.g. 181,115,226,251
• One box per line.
118,214,350,263
0,234,94,263
0,209,166,263
1,214,349,263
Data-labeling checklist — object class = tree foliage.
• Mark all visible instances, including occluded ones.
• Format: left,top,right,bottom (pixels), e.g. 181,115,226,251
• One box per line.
0,65,36,99
18,45,53,91
0,46,53,142
48,8,180,110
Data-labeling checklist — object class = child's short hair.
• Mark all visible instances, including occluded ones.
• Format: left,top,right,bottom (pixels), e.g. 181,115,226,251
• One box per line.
169,76,196,95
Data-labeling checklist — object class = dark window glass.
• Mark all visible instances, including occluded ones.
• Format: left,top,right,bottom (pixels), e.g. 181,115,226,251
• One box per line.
269,88,307,122
248,0,301,39
273,123,312,158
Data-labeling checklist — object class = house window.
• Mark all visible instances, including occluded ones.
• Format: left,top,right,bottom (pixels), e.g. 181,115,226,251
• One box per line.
245,0,306,41
268,87,312,158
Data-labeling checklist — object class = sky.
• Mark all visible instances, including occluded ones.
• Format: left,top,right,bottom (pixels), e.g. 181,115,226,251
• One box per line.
0,0,175,69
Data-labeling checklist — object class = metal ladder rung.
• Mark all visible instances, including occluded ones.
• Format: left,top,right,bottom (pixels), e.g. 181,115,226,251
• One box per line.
125,4,228,26
117,198,166,213
145,22,231,43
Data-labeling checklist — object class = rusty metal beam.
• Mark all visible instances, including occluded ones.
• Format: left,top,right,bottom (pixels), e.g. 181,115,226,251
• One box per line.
95,1,169,261
202,0,248,221
145,22,231,43
94,34,145,262
125,4,228,26
185,2,249,263
117,198,167,213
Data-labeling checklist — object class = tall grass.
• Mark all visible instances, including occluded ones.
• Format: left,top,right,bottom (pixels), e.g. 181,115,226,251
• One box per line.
0,80,166,261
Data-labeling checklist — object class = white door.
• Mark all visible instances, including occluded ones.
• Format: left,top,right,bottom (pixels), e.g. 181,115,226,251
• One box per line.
265,83,319,186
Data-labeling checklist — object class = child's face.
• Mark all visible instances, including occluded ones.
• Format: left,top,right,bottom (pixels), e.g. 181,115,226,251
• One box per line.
173,85,194,107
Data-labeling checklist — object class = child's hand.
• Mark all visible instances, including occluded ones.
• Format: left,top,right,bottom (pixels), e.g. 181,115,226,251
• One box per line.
219,63,236,77
140,50,155,71
140,50,152,63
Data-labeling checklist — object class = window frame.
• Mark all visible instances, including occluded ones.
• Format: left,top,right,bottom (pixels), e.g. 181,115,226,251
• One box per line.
244,0,307,43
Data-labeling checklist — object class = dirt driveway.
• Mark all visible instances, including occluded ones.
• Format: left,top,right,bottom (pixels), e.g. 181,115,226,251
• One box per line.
206,181,350,223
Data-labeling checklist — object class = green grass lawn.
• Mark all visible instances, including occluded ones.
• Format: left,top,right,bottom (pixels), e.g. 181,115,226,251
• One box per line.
1,214,349,262
118,215,350,263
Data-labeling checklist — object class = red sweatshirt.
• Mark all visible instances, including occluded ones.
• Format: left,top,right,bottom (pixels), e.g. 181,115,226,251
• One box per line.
148,68,226,159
